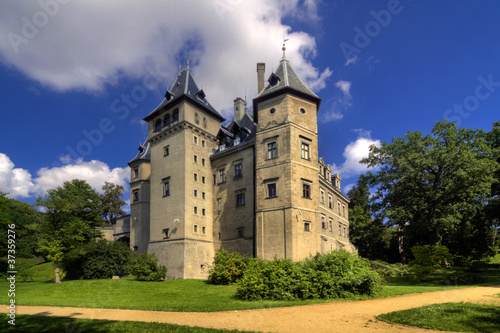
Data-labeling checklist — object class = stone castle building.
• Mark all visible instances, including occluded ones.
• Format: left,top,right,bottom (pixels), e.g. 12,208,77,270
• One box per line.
128,50,355,279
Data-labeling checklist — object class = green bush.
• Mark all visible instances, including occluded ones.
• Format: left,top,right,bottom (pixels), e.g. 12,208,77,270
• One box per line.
62,240,131,280
409,245,453,281
129,252,167,281
370,260,409,278
236,250,382,301
208,248,255,285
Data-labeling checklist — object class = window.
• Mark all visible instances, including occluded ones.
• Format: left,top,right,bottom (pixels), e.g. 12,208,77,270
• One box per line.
133,190,139,202
203,117,207,128
234,134,240,145
164,114,171,127
164,145,169,156
202,192,206,200
194,173,198,182
195,112,199,124
218,169,226,183
219,143,226,151
202,176,206,184
267,142,277,159
301,142,310,160
163,180,170,197
300,107,306,114
236,193,245,206
202,226,206,234
194,225,198,233
163,228,169,239
329,218,333,232
194,206,198,214
154,119,162,131
338,201,341,215
202,158,205,166
328,195,333,209
321,216,326,229
269,107,276,115
194,189,198,198
172,109,179,123
320,189,325,204
193,136,198,144
343,226,347,237
342,205,346,217
217,198,222,212
202,208,206,216
202,140,206,148
234,164,242,179
238,228,244,238
133,168,139,178
339,223,342,236
194,155,198,163
304,222,310,232
267,183,277,198
302,184,311,199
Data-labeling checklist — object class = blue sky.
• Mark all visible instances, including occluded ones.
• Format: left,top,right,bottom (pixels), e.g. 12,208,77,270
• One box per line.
1,1,499,205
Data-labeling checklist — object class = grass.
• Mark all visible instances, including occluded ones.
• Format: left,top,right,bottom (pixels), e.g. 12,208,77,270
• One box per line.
2,260,499,312
377,302,500,333
1,315,256,333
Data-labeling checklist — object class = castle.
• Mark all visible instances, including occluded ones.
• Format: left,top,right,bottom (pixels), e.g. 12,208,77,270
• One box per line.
128,49,355,279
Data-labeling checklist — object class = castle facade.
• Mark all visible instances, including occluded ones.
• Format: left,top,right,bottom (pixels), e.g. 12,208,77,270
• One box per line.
128,53,355,279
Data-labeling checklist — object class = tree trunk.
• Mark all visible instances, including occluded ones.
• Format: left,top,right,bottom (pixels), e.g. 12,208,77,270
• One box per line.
54,261,62,284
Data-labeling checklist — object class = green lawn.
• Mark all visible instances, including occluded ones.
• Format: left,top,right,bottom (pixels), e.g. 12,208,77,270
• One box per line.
377,302,500,333
1,315,256,333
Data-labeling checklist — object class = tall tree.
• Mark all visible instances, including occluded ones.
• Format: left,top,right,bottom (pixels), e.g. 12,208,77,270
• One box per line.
100,182,126,224
485,121,500,251
36,179,103,283
362,120,497,260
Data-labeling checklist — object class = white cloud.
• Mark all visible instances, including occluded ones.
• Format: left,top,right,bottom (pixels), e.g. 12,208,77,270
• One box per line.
335,80,351,99
34,158,130,196
331,130,381,177
344,54,357,66
0,153,34,198
0,0,330,118
0,153,129,198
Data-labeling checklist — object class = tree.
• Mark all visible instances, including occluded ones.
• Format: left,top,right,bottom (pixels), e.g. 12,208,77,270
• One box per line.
100,182,126,224
362,120,497,260
348,175,398,261
36,179,103,283
485,121,500,251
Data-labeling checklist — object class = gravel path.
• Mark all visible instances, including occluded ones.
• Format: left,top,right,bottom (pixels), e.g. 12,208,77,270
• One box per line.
5,286,500,332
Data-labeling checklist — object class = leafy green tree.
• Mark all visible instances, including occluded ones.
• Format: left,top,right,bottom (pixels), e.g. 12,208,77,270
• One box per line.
348,175,398,261
485,121,500,251
362,120,497,260
409,245,453,280
0,193,40,258
36,179,103,283
100,182,126,225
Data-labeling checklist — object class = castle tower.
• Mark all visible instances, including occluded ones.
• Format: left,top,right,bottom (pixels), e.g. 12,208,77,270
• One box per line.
253,45,322,261
141,62,225,279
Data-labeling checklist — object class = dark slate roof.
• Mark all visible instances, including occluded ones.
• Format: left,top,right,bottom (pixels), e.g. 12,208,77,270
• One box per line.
128,139,150,164
143,67,225,122
253,57,321,122
212,112,257,157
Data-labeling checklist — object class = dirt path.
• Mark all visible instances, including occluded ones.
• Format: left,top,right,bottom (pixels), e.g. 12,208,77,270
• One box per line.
4,286,500,332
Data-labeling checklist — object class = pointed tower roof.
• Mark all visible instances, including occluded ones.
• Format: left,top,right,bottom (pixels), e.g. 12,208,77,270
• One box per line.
253,55,321,122
144,65,225,122
128,138,151,164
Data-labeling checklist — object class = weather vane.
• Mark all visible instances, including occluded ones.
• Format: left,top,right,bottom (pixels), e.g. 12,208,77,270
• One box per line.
282,37,289,59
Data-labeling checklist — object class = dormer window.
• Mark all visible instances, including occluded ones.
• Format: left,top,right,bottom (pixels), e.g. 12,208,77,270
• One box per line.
165,90,174,101
196,89,206,100
154,119,162,132
234,134,240,145
268,73,280,87
219,143,226,151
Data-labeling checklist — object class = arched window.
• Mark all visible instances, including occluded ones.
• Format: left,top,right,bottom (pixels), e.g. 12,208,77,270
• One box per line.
163,114,171,127
154,119,162,131
172,109,179,123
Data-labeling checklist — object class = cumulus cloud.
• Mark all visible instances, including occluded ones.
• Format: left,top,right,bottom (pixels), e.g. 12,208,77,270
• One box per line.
331,130,381,177
0,0,331,118
0,153,35,198
0,153,129,198
335,80,351,99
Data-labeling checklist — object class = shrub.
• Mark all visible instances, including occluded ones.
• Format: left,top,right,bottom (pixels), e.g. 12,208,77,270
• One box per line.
129,252,167,281
409,245,453,281
208,248,254,285
370,260,409,278
236,250,382,301
62,240,131,280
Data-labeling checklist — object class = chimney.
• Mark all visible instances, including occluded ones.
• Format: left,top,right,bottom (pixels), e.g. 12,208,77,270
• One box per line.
233,97,245,122
257,63,265,94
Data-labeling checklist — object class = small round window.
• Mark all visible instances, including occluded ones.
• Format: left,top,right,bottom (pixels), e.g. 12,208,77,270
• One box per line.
269,108,276,115
299,108,306,114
